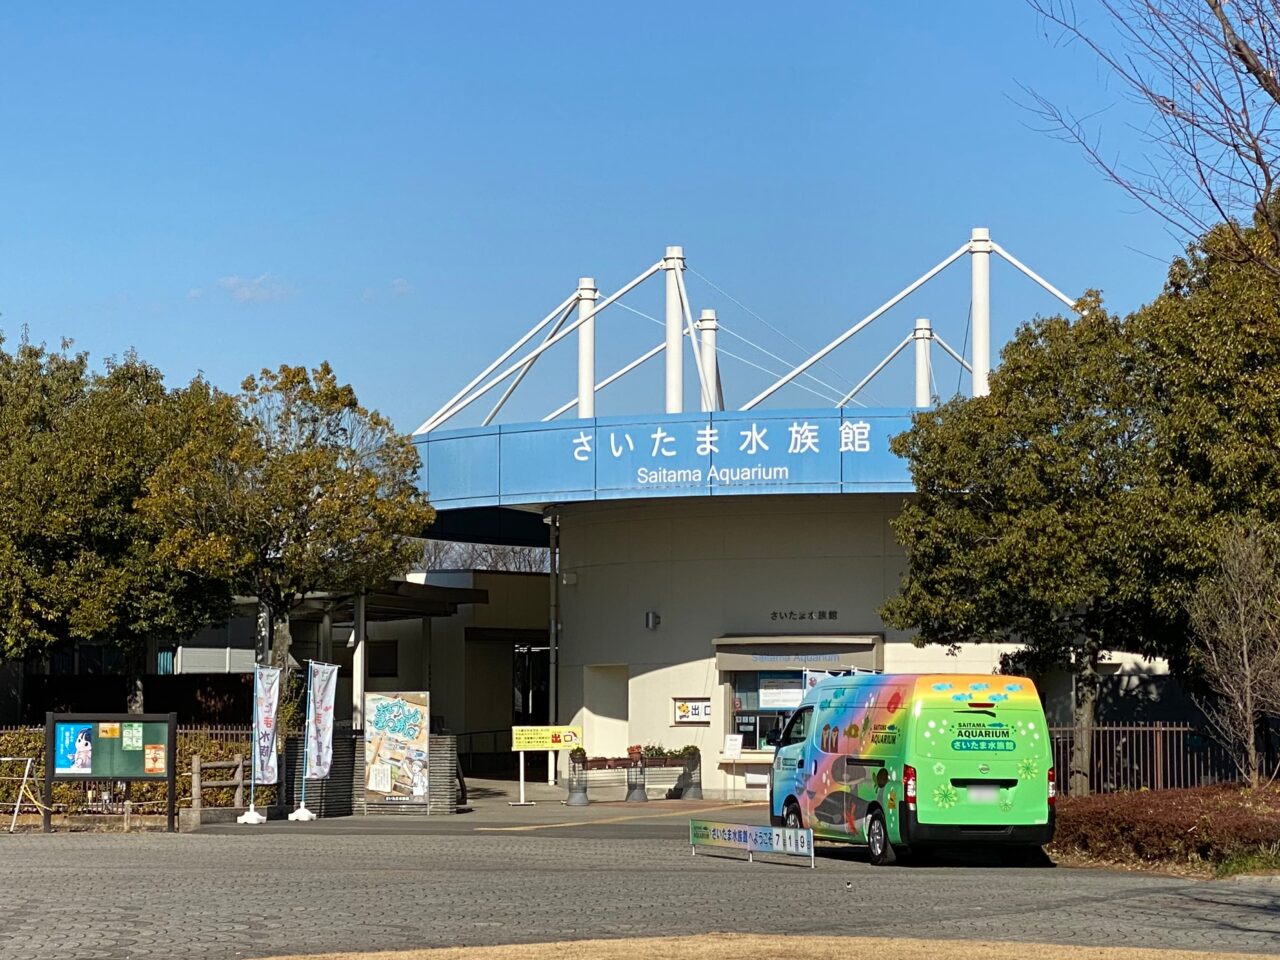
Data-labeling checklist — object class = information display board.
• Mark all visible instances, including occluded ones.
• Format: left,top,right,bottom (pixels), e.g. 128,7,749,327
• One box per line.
511,725,583,751
43,712,177,833
52,720,170,778
689,818,814,867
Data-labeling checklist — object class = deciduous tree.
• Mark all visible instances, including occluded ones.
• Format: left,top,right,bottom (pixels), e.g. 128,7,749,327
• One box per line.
1187,523,1280,787
1028,0,1280,277
142,362,435,665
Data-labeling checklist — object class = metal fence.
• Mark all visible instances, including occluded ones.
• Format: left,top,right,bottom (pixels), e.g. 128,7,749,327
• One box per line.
1047,723,1276,796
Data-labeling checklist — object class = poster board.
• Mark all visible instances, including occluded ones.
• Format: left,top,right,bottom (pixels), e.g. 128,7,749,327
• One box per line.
43,712,177,832
364,692,430,804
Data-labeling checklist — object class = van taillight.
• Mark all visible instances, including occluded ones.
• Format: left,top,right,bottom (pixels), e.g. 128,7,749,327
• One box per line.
1047,766,1056,807
904,764,917,809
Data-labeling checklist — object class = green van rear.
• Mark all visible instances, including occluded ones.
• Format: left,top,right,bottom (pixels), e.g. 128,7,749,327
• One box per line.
768,673,1055,865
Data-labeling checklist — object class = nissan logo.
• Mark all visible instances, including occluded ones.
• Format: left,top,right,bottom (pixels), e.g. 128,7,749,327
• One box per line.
978,763,990,774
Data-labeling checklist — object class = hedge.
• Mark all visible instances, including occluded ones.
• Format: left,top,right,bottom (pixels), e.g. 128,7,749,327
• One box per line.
1053,783,1280,868
0,728,277,812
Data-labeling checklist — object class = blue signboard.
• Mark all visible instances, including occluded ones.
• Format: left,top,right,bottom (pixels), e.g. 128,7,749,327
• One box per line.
418,408,916,509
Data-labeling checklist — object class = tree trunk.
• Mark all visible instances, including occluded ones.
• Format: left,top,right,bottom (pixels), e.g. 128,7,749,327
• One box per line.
1069,650,1100,797
126,676,144,715
126,648,145,715
270,612,292,672
1247,713,1263,789
256,601,273,665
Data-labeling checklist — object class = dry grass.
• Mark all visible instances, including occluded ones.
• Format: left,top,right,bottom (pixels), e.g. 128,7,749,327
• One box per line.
264,934,1277,960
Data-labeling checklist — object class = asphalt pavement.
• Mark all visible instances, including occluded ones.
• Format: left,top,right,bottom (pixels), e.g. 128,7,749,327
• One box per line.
1,783,1278,959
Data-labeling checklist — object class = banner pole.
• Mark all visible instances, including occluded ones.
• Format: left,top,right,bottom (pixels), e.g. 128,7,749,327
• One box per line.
289,661,317,821
238,666,267,824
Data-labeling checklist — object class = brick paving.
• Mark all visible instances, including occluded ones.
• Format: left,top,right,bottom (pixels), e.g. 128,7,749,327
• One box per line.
1,808,1278,959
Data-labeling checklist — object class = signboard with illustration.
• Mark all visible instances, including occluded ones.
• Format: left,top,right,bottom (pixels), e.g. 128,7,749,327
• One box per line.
52,719,169,778
673,698,711,725
364,692,430,804
42,712,178,833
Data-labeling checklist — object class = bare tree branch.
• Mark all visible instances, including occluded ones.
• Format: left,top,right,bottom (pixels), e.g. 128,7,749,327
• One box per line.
1026,0,1280,274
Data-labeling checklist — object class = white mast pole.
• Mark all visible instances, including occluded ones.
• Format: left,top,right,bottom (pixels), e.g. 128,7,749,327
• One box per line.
971,227,992,397
697,309,719,412
914,318,933,409
576,278,598,417
664,246,685,413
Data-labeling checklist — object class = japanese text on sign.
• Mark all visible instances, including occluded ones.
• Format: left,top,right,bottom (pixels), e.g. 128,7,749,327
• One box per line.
572,419,875,487
673,698,712,724
511,725,583,752
689,819,814,860
771,609,838,622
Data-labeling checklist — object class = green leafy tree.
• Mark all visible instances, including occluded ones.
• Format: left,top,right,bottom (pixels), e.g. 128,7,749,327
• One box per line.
0,339,234,679
880,301,1182,795
142,362,435,665
1133,221,1280,585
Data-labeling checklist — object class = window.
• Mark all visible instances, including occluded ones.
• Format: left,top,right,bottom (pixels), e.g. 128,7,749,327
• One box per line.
730,670,804,750
368,641,399,678
781,707,813,746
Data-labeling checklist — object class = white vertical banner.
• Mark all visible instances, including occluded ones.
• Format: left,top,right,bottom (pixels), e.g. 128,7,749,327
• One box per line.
253,665,282,785
305,662,340,780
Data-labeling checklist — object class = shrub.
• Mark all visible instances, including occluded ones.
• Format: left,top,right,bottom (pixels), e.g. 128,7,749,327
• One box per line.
1053,783,1280,868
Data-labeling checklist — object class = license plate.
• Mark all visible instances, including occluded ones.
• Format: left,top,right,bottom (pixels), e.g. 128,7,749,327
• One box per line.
968,784,998,804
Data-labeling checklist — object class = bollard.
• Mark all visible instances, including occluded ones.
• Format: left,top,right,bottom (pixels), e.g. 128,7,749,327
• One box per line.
565,759,589,806
123,800,132,833
191,755,202,812
625,757,648,803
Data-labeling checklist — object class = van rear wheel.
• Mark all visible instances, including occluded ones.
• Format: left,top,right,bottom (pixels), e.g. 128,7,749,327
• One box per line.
783,800,803,830
867,810,896,866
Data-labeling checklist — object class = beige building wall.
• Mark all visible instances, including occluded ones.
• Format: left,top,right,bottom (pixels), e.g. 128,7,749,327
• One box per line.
555,493,1131,799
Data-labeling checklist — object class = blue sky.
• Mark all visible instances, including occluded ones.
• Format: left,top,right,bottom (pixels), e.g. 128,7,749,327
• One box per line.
0,3,1175,431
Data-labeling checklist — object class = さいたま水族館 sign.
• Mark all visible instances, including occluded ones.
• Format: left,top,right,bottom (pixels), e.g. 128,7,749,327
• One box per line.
418,410,915,510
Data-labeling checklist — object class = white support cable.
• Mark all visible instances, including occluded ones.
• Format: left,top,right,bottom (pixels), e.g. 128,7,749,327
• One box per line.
421,261,663,431
719,342,853,406
931,333,973,373
686,265,859,393
838,334,915,407
674,266,714,412
715,322,856,403
542,343,667,421
483,300,576,426
989,242,1077,310
416,289,580,434
611,298,858,407
742,241,971,410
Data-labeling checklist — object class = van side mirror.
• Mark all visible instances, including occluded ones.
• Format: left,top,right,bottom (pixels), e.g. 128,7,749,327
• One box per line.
764,729,781,747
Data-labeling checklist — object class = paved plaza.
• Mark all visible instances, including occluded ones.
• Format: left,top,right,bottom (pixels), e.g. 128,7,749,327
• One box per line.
2,792,1279,959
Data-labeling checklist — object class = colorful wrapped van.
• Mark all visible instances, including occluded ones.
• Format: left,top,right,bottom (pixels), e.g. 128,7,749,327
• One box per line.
766,673,1055,865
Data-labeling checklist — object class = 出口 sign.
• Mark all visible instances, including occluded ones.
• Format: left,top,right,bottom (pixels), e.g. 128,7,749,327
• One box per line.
511,725,583,751
673,698,711,725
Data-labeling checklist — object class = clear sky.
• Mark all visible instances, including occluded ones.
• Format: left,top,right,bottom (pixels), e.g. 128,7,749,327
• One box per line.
0,3,1176,431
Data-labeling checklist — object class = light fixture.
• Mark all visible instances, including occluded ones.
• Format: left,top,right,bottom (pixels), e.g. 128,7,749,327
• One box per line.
644,611,661,630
